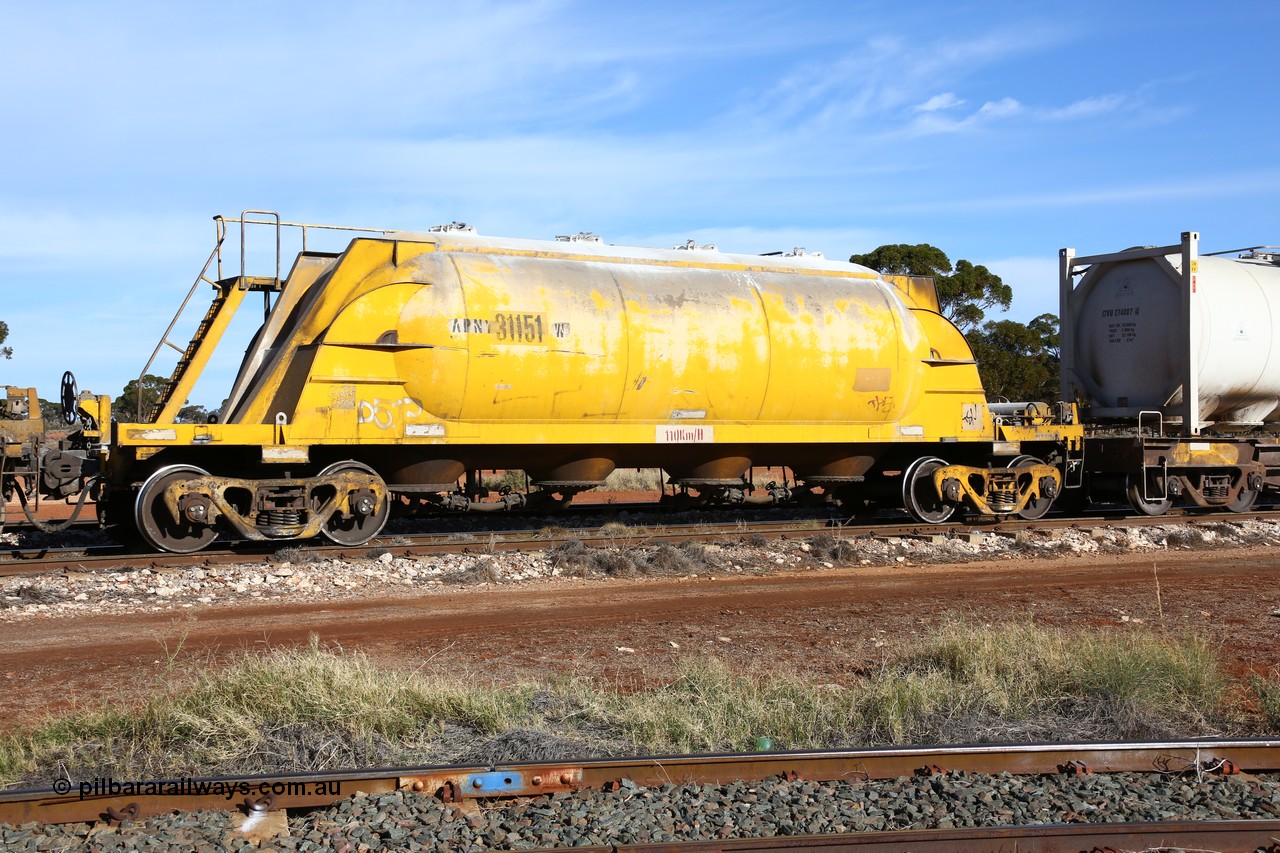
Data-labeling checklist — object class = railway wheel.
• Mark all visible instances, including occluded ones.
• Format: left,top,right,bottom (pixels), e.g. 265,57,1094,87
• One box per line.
1125,473,1171,517
1227,476,1262,513
1008,455,1054,521
901,456,956,524
318,461,389,546
135,465,218,554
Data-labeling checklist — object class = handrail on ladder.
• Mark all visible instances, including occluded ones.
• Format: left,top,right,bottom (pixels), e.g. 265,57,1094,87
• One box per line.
132,230,229,422
240,209,280,286
131,212,397,423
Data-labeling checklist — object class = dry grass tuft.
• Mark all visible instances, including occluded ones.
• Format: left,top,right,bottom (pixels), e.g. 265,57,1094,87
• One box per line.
271,546,322,565
481,470,527,493
675,541,721,570
590,550,638,577
597,521,632,539
598,469,665,492
546,540,639,577
1251,670,1280,732
864,619,1227,742
446,556,503,585
805,533,859,564
0,585,66,608
639,543,696,576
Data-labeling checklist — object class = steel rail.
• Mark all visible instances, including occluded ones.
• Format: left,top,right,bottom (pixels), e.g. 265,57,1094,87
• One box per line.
2,739,1278,828
524,821,1280,851
3,506,1280,577
0,516,842,575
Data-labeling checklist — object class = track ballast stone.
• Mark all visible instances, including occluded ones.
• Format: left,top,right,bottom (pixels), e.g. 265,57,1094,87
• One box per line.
5,518,1280,623
8,770,1280,851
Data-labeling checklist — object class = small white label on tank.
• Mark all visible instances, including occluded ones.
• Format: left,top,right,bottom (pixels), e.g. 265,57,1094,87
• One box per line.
656,425,714,443
406,424,446,437
263,446,309,462
670,409,707,419
898,425,925,436
127,428,177,441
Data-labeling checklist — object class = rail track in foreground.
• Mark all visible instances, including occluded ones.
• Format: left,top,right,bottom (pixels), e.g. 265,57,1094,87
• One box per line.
3,504,1280,578
3,740,1280,851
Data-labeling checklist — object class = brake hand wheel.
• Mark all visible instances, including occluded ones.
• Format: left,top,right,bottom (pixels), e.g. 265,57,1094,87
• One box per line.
60,371,78,425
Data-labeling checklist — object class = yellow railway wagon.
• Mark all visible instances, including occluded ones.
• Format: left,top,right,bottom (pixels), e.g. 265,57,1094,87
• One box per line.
71,216,1078,552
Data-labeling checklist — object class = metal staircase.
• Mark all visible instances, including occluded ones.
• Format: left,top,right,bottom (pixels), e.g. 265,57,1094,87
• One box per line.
132,211,395,424
136,211,283,423
148,283,239,420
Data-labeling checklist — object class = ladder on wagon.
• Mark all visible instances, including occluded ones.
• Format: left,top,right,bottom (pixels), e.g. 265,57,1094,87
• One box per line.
136,210,283,423
134,211,394,424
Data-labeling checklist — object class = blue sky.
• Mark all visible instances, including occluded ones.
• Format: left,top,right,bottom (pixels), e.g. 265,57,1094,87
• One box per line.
3,0,1278,409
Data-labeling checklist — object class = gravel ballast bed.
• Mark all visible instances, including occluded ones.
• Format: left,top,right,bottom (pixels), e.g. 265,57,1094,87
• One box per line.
4,519,1279,623
8,770,1280,851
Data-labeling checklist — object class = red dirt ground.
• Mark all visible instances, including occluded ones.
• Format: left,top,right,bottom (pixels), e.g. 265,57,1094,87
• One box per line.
0,545,1277,723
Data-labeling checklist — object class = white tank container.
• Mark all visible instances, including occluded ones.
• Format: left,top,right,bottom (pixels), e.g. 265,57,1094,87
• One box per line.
1067,248,1280,427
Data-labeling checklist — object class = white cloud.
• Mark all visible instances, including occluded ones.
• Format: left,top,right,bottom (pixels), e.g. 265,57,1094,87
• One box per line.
915,92,966,112
719,22,1067,136
1043,93,1128,120
901,88,1163,138
900,95,1022,137
977,97,1022,118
